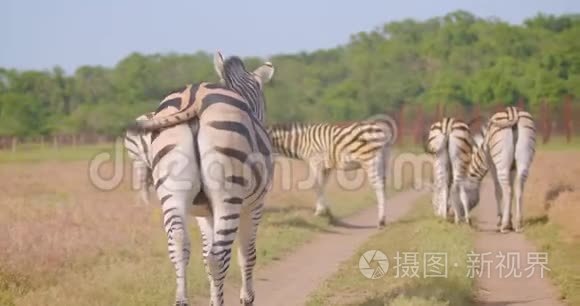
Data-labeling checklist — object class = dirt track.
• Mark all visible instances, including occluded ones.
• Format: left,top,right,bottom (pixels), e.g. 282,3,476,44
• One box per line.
474,180,564,306
199,189,425,306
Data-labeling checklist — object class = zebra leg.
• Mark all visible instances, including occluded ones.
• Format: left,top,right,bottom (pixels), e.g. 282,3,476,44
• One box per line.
312,165,331,216
449,183,462,224
439,177,450,220
132,159,152,206
499,175,513,233
452,180,470,225
364,156,387,228
206,198,242,306
458,184,471,225
237,202,263,305
161,196,191,306
196,216,215,304
434,156,450,220
490,166,503,228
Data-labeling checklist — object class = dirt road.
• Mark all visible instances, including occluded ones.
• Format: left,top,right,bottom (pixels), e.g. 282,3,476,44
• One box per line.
200,189,425,306
474,181,564,306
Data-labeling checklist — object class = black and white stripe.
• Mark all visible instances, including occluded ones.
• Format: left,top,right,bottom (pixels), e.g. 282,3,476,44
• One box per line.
125,111,206,306
267,116,397,228
425,117,474,224
458,106,536,232
127,51,274,306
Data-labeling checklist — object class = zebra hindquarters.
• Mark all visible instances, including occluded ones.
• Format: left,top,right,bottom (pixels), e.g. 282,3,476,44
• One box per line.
513,116,536,232
151,124,201,306
196,118,259,306
448,130,471,224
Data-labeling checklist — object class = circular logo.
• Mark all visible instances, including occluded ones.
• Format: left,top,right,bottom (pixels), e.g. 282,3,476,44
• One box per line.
359,250,389,279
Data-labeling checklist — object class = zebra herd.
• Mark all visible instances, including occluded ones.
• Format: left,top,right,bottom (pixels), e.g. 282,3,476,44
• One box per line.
426,106,536,232
123,52,536,306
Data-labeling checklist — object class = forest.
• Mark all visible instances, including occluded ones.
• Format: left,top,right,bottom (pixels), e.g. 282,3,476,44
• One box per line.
0,11,579,137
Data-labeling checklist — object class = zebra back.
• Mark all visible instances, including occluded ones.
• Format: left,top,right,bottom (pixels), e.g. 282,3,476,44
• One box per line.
267,116,396,168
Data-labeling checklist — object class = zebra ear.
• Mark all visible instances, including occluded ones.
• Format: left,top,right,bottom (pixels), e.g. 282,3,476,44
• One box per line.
253,62,275,85
213,51,225,81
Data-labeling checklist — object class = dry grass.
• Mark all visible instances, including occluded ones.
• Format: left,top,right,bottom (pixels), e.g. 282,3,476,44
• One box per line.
0,145,421,305
522,150,580,305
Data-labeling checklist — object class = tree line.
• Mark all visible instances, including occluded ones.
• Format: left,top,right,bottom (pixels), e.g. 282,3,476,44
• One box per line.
0,11,579,137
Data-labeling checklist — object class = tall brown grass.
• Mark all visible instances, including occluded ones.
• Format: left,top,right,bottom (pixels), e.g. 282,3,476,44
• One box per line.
0,153,419,305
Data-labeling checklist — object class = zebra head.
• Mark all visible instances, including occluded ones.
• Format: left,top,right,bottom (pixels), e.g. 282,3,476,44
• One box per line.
213,51,274,120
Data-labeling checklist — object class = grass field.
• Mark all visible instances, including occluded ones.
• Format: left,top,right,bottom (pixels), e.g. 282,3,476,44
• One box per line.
3,139,578,305
0,143,422,306
0,143,116,163
307,197,474,306
521,150,580,305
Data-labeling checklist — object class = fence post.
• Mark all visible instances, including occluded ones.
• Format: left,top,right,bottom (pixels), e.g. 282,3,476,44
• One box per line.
414,104,424,145
563,95,573,144
517,97,525,110
397,104,405,145
542,99,552,144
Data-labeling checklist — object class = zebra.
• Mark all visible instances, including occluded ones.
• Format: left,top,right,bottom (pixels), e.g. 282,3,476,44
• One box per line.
424,117,475,224
125,110,212,306
127,51,274,306
266,116,397,228
458,106,536,233
123,112,154,206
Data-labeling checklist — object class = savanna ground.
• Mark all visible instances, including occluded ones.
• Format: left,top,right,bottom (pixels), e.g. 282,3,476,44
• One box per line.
0,140,579,306
0,142,422,306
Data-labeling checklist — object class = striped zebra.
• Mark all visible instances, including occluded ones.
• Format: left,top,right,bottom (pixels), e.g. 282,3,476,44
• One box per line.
124,113,154,206
127,52,274,306
459,106,536,232
425,117,475,224
267,116,397,228
125,111,211,306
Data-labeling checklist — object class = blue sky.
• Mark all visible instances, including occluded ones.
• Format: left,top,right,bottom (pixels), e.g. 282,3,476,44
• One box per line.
1,0,578,73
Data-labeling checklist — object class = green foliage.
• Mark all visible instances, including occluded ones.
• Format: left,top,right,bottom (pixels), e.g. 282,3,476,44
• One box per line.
1,11,579,136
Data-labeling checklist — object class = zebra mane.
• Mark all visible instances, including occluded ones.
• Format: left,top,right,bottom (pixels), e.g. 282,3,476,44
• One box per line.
222,56,256,88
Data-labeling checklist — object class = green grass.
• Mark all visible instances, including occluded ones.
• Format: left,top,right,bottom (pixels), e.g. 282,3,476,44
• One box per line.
524,218,580,305
307,198,475,306
537,136,580,151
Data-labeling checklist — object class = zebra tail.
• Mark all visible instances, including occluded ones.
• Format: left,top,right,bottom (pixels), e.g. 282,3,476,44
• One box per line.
425,130,448,155
126,107,197,132
368,115,398,145
490,106,520,128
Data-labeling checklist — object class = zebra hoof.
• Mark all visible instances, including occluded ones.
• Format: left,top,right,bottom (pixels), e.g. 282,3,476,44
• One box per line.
378,219,386,228
499,223,512,233
240,296,255,305
175,301,189,306
314,208,330,217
